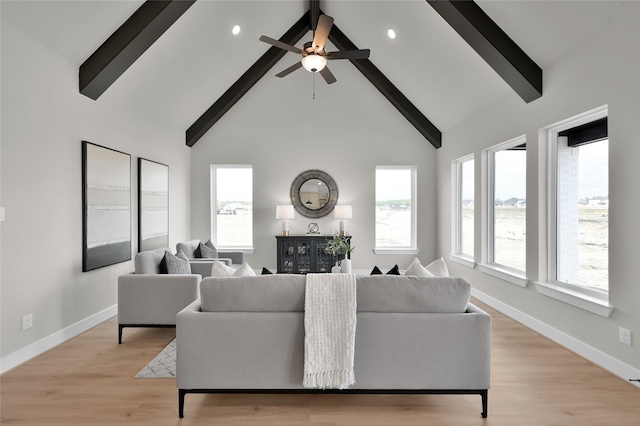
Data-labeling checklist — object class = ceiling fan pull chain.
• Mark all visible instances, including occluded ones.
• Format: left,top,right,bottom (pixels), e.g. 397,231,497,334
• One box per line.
313,72,316,100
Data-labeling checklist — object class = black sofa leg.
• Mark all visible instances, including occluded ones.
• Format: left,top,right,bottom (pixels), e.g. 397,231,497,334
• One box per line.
481,390,488,418
118,325,124,344
179,389,186,418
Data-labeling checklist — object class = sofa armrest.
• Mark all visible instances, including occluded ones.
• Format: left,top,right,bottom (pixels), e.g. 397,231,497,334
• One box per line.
118,274,201,325
218,251,245,264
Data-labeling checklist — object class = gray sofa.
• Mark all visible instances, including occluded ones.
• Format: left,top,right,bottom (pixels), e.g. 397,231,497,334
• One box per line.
176,274,491,418
176,239,245,277
117,248,201,343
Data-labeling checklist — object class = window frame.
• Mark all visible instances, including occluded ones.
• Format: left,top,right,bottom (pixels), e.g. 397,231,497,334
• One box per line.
210,164,254,251
545,109,609,300
450,154,476,268
373,165,418,255
534,105,613,318
478,135,528,287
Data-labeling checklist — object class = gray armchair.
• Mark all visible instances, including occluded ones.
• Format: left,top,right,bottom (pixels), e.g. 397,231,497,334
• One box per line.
117,248,201,343
176,239,245,277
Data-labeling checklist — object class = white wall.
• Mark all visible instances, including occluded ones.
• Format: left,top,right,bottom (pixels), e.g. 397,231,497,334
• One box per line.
190,56,438,273
436,4,640,372
0,21,192,367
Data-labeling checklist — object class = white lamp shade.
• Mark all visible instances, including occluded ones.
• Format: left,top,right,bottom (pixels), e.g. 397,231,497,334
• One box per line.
276,205,295,220
301,54,327,73
333,205,353,219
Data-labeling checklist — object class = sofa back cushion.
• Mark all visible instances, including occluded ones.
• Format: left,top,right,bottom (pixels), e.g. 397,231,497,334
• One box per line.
200,275,306,312
200,274,471,314
176,240,200,260
356,275,471,313
134,248,170,274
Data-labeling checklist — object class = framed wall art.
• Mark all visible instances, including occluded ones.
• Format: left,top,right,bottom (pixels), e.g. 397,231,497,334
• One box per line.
82,141,131,272
138,158,169,252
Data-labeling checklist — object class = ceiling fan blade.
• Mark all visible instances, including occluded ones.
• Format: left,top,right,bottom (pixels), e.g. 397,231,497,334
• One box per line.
326,49,371,60
319,66,337,84
275,62,303,78
312,14,334,52
259,36,303,54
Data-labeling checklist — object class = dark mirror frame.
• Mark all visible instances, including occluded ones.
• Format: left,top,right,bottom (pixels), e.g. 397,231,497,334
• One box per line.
290,170,338,218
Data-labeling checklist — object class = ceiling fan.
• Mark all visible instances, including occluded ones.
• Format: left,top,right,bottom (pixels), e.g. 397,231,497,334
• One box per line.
259,14,370,84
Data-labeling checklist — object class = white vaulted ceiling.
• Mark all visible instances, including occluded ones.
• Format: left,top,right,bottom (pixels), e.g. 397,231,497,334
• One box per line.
2,0,632,137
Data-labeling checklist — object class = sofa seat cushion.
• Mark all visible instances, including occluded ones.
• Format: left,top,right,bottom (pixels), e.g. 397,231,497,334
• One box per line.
200,275,306,312
356,275,471,313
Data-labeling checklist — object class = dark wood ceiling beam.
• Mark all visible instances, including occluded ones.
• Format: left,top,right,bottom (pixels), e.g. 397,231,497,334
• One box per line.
186,12,311,147
326,19,442,148
427,0,542,103
310,0,319,30
80,0,196,100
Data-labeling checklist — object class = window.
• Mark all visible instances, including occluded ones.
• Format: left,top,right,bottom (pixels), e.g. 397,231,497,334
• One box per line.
452,155,475,259
486,136,527,274
552,114,608,294
375,166,416,251
211,165,253,249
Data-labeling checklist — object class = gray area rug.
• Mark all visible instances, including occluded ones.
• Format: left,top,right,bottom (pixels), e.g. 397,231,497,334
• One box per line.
135,339,176,378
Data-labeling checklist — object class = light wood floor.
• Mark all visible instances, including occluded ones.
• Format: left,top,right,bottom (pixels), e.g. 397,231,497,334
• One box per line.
1,300,639,425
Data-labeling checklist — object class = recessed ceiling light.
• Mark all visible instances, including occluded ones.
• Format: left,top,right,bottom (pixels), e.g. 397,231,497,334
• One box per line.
387,28,396,39
232,25,241,35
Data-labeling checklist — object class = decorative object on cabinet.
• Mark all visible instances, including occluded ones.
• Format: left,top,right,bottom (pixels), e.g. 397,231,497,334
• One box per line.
276,234,351,274
307,222,320,234
82,141,131,272
333,205,352,236
290,170,338,218
326,231,354,273
138,158,169,252
276,205,295,236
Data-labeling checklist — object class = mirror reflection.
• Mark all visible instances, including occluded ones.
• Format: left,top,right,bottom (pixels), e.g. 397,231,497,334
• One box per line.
299,179,329,210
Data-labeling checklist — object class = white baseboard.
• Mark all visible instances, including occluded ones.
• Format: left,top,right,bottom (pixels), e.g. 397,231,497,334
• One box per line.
0,305,117,374
471,288,640,388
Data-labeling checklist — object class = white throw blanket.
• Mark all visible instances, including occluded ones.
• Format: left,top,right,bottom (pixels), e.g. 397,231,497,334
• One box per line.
303,273,357,390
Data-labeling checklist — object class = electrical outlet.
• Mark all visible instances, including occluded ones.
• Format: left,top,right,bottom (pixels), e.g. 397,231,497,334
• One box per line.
619,327,631,346
22,314,32,331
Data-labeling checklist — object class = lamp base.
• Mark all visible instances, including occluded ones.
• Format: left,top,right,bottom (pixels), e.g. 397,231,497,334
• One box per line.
282,230,290,236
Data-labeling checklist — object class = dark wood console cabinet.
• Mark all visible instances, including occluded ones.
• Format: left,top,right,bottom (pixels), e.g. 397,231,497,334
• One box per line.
276,235,351,274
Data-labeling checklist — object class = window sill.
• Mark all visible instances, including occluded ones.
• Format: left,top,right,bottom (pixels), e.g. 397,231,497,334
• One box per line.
534,281,614,318
448,254,476,269
373,248,419,255
478,263,528,287
218,247,254,254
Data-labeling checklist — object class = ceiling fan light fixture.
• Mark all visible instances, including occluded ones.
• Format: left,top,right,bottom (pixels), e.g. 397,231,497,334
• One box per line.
301,54,327,73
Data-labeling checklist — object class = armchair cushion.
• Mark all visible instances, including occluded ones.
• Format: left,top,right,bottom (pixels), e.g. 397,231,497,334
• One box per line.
134,247,170,274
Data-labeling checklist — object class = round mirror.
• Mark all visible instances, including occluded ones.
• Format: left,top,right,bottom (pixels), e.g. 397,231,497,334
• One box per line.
290,170,338,218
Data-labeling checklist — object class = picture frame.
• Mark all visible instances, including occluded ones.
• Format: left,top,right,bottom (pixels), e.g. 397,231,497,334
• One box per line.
82,141,132,272
138,158,169,252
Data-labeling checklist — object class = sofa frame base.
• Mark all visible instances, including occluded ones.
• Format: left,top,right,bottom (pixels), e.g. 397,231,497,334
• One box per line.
178,388,488,419
118,324,175,344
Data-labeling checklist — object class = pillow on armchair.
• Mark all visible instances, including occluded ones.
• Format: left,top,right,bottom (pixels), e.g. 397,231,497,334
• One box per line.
196,242,217,258
162,250,191,274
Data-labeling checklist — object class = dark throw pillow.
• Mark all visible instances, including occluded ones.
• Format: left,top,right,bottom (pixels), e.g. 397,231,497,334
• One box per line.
261,267,274,275
386,264,400,275
370,266,383,275
197,242,217,258
163,250,191,274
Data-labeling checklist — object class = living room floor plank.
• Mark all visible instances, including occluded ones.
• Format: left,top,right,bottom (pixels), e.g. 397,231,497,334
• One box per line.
1,299,639,425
